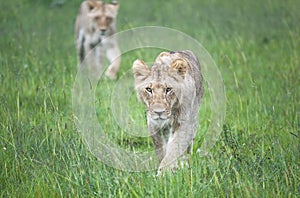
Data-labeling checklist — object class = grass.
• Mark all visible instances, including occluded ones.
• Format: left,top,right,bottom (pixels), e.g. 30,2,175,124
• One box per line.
0,0,299,197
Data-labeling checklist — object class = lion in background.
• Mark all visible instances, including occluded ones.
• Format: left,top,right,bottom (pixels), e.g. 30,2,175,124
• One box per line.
133,50,204,174
75,0,121,79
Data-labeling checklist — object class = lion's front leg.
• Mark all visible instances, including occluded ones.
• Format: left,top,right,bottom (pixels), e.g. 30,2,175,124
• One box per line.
157,127,195,175
148,123,167,164
151,132,165,163
105,41,121,80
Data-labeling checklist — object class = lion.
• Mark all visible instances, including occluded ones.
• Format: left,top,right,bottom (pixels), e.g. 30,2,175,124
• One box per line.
75,0,121,79
132,50,204,175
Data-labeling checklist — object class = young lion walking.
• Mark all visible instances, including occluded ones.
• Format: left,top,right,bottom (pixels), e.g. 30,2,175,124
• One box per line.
133,50,204,175
75,0,121,79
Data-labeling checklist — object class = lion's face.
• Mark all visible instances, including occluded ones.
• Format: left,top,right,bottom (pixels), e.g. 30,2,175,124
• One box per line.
139,80,178,122
133,52,190,124
86,0,119,36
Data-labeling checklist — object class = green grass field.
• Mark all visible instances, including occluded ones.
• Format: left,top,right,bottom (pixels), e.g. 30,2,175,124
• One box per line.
1,0,299,197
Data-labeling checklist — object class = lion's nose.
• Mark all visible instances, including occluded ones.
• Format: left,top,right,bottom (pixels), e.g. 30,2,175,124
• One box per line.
100,29,106,35
153,108,166,116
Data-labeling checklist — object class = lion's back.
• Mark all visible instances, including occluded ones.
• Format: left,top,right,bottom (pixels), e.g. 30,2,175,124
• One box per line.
179,50,204,99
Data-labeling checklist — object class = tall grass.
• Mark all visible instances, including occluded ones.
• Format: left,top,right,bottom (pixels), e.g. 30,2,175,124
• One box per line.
0,0,299,197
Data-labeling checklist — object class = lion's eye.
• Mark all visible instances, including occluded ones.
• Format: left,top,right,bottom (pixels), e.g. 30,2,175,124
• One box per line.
106,17,113,24
145,87,152,93
166,87,172,94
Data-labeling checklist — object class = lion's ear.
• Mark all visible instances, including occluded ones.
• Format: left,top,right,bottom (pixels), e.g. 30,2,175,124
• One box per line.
86,0,97,11
169,58,188,78
86,0,102,12
109,1,119,11
132,59,150,82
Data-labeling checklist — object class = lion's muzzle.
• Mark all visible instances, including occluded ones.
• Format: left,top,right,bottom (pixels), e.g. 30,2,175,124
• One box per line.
149,103,169,120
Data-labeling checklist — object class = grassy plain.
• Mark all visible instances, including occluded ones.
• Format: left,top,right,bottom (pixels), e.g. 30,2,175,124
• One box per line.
0,0,299,197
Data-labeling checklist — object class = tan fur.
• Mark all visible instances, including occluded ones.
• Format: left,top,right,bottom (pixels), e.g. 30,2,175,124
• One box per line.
75,0,121,79
133,50,204,175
